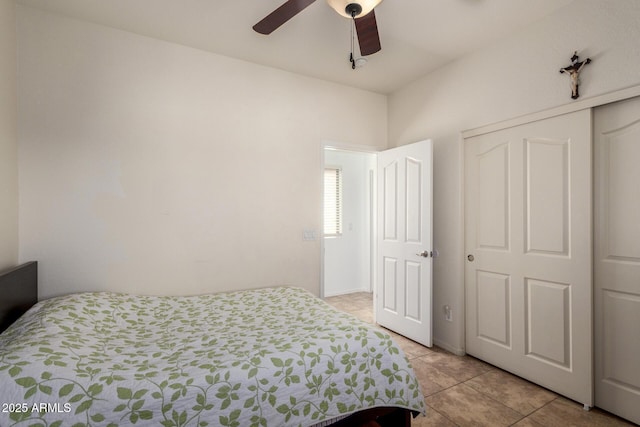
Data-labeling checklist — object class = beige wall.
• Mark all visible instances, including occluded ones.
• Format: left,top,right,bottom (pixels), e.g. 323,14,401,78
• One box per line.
17,6,387,298
16,0,640,353
0,0,18,270
388,0,640,354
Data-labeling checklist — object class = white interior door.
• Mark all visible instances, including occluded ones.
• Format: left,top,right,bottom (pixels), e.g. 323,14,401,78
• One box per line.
594,96,640,425
376,140,433,347
464,110,593,406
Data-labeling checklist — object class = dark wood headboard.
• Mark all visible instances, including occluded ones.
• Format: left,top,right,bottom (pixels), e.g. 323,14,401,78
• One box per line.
0,261,38,333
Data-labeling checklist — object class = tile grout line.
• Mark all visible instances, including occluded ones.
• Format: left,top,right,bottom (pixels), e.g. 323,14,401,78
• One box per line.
424,402,462,426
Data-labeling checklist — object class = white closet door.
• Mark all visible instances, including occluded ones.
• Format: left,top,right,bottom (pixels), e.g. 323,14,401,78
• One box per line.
464,109,593,406
594,96,640,425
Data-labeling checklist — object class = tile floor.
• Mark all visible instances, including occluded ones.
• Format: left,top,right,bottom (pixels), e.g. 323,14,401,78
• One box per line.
324,292,635,427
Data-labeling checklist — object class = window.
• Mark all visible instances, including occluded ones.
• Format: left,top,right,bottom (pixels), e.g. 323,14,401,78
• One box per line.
324,167,343,236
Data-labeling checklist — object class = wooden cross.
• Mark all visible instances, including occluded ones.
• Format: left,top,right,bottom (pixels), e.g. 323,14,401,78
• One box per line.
560,51,591,100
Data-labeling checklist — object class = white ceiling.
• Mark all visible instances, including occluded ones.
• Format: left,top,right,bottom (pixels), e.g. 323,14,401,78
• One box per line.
16,0,575,94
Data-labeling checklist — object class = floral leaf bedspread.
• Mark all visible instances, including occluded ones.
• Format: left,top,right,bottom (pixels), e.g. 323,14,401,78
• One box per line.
0,287,425,426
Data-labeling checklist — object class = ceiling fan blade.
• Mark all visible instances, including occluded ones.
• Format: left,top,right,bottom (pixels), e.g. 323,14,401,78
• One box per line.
355,9,381,56
253,0,317,35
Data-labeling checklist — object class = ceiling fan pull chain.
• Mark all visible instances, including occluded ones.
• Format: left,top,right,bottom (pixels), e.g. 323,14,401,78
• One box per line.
350,15,356,69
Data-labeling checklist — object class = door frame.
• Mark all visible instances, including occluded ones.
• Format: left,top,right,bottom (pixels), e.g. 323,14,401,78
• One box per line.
463,85,640,140
320,142,379,299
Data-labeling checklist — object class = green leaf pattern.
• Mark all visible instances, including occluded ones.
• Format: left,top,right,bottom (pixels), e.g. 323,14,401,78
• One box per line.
0,287,425,426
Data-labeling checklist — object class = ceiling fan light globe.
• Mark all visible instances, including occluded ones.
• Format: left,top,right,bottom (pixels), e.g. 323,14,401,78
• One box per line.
327,0,383,18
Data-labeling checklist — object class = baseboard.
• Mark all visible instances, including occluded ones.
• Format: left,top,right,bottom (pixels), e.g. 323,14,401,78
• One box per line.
433,338,465,356
323,288,372,298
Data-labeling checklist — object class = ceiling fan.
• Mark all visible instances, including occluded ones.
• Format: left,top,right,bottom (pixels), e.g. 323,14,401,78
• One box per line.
253,0,383,56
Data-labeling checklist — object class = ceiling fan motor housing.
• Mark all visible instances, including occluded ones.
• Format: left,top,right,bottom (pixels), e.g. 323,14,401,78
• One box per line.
327,0,382,19
345,3,363,17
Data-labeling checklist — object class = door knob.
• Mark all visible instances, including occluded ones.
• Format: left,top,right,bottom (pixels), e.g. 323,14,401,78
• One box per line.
467,254,475,262
416,250,431,258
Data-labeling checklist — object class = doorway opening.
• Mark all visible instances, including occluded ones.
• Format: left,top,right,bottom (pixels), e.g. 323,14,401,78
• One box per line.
322,147,376,298
322,140,433,348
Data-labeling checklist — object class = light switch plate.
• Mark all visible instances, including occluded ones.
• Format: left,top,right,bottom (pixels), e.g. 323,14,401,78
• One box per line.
303,229,317,241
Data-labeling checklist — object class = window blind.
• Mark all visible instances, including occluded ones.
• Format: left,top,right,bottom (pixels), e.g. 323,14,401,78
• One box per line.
324,167,342,236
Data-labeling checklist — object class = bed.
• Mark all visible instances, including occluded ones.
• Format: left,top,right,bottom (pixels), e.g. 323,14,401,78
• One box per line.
0,262,425,426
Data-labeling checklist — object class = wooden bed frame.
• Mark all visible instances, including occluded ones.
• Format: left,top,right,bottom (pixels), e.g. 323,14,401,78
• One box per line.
0,261,414,425
333,406,412,427
0,261,38,333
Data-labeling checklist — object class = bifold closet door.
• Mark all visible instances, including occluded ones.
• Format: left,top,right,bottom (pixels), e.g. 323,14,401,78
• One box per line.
464,109,593,407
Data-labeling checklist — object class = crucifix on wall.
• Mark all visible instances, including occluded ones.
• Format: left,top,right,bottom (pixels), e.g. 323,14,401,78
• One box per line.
560,51,591,100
